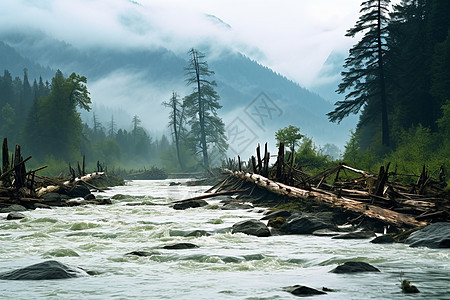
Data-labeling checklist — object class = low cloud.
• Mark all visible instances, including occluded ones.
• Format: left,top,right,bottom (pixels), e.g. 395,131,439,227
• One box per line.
1,0,362,87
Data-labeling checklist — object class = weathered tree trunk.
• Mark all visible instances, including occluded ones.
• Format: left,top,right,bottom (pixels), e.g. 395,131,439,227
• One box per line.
226,170,427,228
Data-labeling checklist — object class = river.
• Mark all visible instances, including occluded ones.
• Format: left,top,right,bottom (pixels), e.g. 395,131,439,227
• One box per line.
0,179,448,299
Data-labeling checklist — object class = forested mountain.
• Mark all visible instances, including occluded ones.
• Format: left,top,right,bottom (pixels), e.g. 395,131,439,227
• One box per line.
0,29,355,165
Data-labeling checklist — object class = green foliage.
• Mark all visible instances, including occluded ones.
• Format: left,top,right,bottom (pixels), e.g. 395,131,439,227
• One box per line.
385,125,437,174
275,125,303,153
294,136,336,172
343,100,450,177
184,48,228,169
334,0,450,175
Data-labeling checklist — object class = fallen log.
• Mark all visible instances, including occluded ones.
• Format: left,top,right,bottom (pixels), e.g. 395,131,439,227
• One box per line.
225,170,427,228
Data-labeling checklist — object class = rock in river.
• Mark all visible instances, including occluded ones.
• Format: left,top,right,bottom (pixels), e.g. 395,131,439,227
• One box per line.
231,219,271,237
279,216,337,235
172,199,208,210
405,222,450,248
0,260,88,280
332,230,376,239
260,210,291,220
163,243,199,249
6,212,26,220
330,261,380,273
283,285,327,296
0,204,27,213
371,234,395,244
221,202,254,210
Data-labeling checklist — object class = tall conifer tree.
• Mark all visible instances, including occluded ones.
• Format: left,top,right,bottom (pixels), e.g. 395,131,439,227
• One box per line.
328,0,391,147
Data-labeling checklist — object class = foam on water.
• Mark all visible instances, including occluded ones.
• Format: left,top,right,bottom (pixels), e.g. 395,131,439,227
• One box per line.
0,179,449,299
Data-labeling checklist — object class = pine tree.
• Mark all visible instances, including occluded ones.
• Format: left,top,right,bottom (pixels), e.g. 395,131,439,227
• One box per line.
184,48,227,169
328,0,391,147
163,91,185,170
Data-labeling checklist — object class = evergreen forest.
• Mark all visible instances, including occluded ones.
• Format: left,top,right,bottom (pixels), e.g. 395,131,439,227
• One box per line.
0,0,448,180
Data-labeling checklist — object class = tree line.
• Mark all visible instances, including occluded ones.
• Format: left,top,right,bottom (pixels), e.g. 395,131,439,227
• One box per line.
329,0,450,176
0,49,228,174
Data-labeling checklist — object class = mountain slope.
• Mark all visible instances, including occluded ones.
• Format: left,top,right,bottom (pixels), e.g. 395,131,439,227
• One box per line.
0,31,355,156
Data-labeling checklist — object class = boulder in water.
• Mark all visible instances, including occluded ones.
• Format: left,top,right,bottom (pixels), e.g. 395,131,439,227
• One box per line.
371,234,395,244
0,260,88,280
260,210,291,220
163,243,199,249
0,204,27,213
172,199,208,210
267,217,286,229
126,251,160,257
185,230,211,237
34,203,51,209
221,203,254,210
66,184,91,198
41,193,63,206
283,285,327,296
330,261,380,273
231,219,271,237
84,193,96,200
405,222,450,248
7,212,26,220
332,231,376,239
279,216,337,235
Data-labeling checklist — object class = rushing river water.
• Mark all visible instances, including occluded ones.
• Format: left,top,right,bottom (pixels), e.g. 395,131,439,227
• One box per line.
0,179,449,299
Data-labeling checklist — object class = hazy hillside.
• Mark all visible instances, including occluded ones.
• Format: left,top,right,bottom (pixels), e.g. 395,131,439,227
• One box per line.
0,30,355,156
0,41,54,81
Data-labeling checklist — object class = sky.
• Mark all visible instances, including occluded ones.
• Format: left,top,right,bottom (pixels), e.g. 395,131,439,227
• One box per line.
0,0,364,88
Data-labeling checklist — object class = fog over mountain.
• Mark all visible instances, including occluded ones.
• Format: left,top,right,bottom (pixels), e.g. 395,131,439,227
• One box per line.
0,0,358,158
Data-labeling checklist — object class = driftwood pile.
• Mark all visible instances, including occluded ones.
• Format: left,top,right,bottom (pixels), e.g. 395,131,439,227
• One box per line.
0,138,109,211
211,143,449,231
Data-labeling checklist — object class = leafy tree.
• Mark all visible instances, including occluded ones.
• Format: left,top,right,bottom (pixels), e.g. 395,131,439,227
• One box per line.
184,48,227,169
328,0,391,147
275,125,304,154
29,70,91,161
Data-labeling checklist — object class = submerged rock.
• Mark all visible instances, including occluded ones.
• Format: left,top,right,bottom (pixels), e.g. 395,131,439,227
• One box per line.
261,210,291,220
283,285,327,296
231,219,271,237
0,260,88,280
221,203,254,210
185,230,211,237
332,231,376,239
172,199,208,210
84,193,96,200
126,251,161,257
330,261,380,273
41,193,63,206
6,212,26,220
0,204,27,213
405,222,450,248
163,243,199,249
66,184,91,198
279,216,337,235
371,234,395,244
34,203,51,209
267,217,286,229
